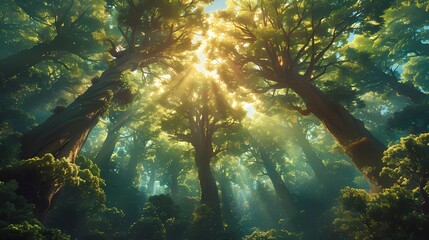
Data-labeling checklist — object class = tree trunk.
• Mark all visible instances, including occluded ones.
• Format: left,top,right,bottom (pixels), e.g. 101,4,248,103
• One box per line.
381,70,427,104
290,124,337,191
19,52,142,220
170,173,179,198
95,128,122,167
95,109,133,166
21,51,141,161
289,79,392,190
195,150,223,231
218,172,242,238
126,152,140,187
147,168,157,195
0,40,60,78
260,149,297,216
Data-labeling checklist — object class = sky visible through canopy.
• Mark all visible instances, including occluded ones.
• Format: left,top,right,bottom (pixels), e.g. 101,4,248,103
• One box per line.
205,0,227,12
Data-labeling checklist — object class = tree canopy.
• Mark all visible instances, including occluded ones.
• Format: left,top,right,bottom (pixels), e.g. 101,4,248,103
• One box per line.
0,0,428,239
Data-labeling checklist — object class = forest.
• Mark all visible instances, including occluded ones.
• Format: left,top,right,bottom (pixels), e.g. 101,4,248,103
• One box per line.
0,0,428,239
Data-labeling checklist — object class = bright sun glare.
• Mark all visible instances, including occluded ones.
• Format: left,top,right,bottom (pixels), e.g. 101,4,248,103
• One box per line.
192,16,218,77
243,102,256,117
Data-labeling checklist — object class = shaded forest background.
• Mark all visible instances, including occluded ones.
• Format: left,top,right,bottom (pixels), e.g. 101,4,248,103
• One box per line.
0,0,428,239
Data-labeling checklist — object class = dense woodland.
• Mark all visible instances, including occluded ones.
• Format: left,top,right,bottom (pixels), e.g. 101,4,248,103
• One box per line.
0,0,428,239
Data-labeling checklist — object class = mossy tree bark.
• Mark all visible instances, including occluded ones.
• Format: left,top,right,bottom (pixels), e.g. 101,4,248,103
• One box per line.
289,79,392,190
20,52,143,220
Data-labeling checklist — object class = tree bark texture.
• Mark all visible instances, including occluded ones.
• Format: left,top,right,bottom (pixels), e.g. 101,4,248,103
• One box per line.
19,52,142,220
21,52,141,162
289,79,392,190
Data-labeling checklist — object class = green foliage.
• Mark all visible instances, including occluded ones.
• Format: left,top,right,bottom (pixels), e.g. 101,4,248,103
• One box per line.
129,217,165,240
334,186,429,240
144,194,180,222
402,56,429,92
388,104,429,134
14,0,109,56
334,133,429,239
128,195,182,240
0,128,21,166
381,132,429,214
382,133,429,186
187,204,224,240
159,73,245,160
243,228,302,240
45,156,127,239
1,153,80,190
0,180,70,240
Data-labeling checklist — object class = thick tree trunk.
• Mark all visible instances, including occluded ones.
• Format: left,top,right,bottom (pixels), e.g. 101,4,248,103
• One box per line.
21,76,121,162
260,150,297,216
21,51,140,161
0,40,60,78
290,124,336,191
290,79,392,190
19,52,142,220
195,150,223,231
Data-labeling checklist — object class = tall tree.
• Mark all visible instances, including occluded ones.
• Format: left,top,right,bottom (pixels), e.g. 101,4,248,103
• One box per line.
19,0,207,219
214,0,392,190
94,108,134,167
160,71,245,232
243,117,297,215
21,0,206,162
153,138,192,198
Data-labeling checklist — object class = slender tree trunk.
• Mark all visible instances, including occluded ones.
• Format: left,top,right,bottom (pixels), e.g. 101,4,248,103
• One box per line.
218,173,233,223
126,152,139,187
95,129,122,166
95,109,133,166
289,79,392,190
0,39,61,78
260,149,297,216
170,173,179,198
147,169,157,195
195,150,223,231
290,124,336,191
218,172,242,238
19,52,142,220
